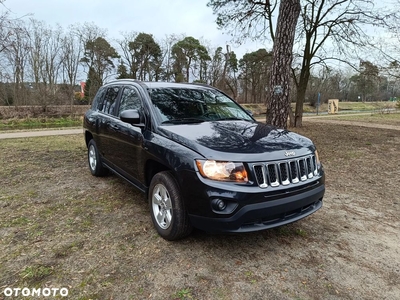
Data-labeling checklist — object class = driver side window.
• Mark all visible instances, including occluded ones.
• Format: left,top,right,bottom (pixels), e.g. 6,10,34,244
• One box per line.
118,87,142,117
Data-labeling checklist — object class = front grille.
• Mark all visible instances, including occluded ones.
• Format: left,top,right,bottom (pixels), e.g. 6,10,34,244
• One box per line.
252,155,318,188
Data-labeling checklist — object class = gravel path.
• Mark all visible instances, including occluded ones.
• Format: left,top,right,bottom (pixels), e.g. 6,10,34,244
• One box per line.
1,116,399,140
0,128,82,139
303,118,400,131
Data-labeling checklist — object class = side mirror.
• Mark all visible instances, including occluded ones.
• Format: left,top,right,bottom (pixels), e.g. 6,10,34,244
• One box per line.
120,109,144,127
246,109,254,116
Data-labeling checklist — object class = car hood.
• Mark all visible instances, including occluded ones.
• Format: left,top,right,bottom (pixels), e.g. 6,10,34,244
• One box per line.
157,120,315,161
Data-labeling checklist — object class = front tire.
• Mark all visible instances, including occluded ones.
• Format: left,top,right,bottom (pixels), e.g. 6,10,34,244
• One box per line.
149,171,192,240
87,140,107,176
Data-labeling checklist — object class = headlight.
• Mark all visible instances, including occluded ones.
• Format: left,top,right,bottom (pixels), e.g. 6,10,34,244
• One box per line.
196,160,248,182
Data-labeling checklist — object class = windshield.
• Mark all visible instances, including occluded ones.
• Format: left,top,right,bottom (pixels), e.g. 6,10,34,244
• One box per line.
148,87,254,124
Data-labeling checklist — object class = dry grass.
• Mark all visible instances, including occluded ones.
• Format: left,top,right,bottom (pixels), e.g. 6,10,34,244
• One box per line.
320,112,400,126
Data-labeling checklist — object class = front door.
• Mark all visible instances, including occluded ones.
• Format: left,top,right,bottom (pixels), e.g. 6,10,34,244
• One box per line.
111,86,146,185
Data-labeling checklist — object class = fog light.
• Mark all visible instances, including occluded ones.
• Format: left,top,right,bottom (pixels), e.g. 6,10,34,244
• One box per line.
212,199,227,211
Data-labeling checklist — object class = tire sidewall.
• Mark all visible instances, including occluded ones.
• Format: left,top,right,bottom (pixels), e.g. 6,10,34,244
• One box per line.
148,171,191,240
88,140,103,176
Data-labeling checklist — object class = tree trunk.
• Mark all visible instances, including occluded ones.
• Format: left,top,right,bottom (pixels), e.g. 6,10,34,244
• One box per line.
186,57,192,82
266,0,300,129
288,105,295,127
294,74,309,127
293,39,312,127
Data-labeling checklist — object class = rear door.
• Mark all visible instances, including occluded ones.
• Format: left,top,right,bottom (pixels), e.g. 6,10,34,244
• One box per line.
85,87,106,146
97,85,122,163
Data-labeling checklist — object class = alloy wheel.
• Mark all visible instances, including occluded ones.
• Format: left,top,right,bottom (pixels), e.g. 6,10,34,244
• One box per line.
152,183,173,229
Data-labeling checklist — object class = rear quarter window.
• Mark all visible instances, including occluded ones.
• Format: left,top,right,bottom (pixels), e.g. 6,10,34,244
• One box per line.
91,87,106,111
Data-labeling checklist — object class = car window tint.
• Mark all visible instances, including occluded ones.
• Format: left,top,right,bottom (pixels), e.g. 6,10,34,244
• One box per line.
93,87,106,111
118,87,142,116
148,88,204,121
101,86,120,115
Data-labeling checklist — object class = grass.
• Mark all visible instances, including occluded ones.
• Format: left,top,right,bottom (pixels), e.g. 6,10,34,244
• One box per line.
174,288,192,299
0,116,82,131
0,134,85,151
20,265,54,283
10,217,30,226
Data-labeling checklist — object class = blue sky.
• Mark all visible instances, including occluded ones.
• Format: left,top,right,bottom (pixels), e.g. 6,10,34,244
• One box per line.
2,0,269,57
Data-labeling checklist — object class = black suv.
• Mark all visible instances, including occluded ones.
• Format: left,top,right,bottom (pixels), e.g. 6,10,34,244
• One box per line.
83,80,325,240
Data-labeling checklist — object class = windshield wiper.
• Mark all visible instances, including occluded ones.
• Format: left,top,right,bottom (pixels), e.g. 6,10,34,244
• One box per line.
162,118,205,124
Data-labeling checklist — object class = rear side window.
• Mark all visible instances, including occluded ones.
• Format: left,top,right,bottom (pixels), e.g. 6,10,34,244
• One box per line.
92,87,106,110
101,86,120,115
118,87,142,117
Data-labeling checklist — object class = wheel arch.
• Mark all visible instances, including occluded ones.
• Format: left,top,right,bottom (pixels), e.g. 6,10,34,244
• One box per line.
144,159,171,191
85,131,94,147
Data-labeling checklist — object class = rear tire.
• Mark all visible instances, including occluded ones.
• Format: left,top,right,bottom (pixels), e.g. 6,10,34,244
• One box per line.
149,171,192,240
87,140,108,176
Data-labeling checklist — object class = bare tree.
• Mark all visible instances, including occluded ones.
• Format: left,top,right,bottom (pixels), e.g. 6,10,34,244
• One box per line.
208,0,400,127
0,0,14,54
116,31,139,79
209,47,224,87
0,1,31,106
71,22,108,97
3,19,30,105
26,19,47,105
159,34,183,82
60,26,84,106
41,24,63,103
291,0,399,126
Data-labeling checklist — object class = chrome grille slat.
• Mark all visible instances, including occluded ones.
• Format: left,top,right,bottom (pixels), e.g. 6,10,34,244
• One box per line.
289,161,299,183
267,164,279,187
299,159,307,181
279,163,290,186
254,165,268,188
252,155,318,188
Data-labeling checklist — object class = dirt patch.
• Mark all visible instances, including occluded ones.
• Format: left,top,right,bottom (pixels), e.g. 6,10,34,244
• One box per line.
0,123,399,300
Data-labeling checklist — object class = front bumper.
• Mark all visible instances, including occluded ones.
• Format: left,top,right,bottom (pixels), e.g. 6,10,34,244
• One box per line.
188,183,324,233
